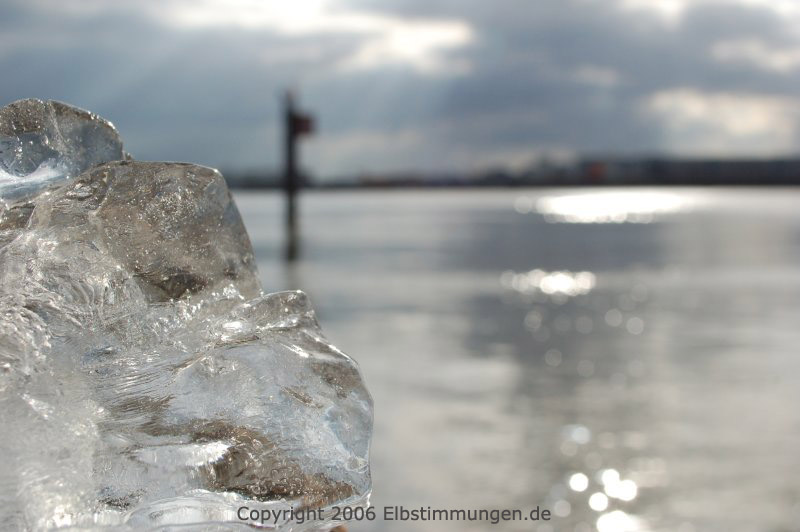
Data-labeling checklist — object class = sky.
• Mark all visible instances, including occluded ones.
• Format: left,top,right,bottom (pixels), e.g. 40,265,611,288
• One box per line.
2,0,800,179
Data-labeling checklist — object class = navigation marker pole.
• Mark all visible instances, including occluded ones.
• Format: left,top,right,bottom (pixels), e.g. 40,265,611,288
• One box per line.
283,90,314,261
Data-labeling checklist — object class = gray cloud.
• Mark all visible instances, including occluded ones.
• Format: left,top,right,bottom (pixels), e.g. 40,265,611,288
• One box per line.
1,0,799,178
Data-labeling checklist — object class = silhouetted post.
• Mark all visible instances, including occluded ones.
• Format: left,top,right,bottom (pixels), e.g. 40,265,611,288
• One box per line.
283,91,314,261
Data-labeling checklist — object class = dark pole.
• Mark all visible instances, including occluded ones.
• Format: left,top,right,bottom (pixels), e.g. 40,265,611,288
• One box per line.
284,91,299,261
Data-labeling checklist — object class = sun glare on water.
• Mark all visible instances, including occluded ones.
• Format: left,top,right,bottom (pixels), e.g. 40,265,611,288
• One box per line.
520,191,689,224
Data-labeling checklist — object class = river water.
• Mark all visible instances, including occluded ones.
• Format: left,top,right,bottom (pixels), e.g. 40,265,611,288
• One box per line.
234,187,800,532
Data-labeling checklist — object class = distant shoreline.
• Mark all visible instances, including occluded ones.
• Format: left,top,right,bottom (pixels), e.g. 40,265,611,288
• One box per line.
224,157,800,189
227,180,800,190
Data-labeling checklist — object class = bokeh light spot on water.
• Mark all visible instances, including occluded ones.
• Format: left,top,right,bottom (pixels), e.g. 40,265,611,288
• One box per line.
596,510,648,532
569,472,589,492
501,269,596,298
524,309,544,331
617,480,639,501
588,492,609,511
544,348,562,367
626,316,645,335
600,469,639,501
563,424,592,445
604,308,623,327
553,499,572,517
599,468,618,484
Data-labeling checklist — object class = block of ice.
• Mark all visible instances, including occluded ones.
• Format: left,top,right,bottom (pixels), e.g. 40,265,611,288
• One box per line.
0,100,372,531
0,99,124,202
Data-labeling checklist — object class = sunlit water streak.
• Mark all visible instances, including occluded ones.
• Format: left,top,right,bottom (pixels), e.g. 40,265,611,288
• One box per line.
518,190,691,224
236,187,800,532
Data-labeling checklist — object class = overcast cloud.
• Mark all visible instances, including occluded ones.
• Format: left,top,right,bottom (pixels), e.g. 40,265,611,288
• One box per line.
2,0,800,178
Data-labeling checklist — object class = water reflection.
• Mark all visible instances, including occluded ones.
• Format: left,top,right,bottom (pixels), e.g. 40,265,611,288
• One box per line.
588,492,609,512
569,472,589,492
600,469,638,502
502,269,596,298
530,191,689,224
235,189,800,531
596,510,647,532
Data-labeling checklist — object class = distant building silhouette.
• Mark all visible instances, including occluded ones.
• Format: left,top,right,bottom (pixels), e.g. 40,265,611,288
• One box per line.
578,158,800,186
222,156,800,189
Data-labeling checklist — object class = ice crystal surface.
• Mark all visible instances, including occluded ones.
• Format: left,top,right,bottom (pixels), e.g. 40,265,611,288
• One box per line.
0,99,124,201
0,100,372,531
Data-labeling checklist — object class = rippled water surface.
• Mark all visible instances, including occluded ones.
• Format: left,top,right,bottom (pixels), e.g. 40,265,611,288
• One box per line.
235,188,800,532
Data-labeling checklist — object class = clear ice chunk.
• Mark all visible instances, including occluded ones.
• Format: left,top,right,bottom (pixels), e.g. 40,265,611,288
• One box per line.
0,100,372,531
0,99,124,202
